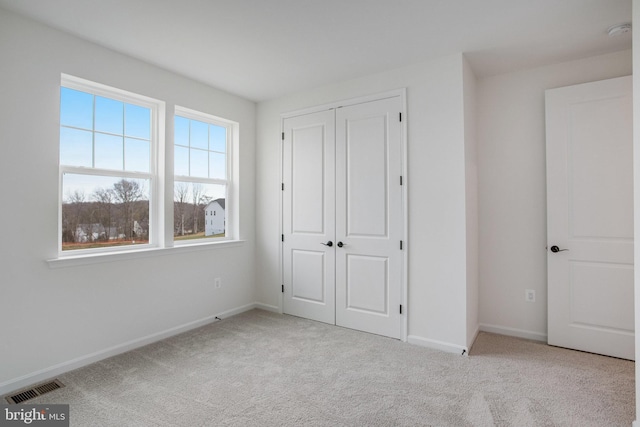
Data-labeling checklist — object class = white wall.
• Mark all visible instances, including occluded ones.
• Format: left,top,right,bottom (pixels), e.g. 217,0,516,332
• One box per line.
0,9,257,394
632,3,640,426
256,54,475,352
463,57,479,349
477,50,632,341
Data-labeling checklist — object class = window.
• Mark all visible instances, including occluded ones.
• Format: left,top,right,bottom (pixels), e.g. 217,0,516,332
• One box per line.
58,75,237,258
173,107,231,242
59,75,163,254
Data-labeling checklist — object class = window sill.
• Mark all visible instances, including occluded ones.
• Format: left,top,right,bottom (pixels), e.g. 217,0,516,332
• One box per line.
47,240,246,269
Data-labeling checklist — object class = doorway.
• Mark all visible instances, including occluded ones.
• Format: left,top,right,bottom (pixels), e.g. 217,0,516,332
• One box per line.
545,76,634,360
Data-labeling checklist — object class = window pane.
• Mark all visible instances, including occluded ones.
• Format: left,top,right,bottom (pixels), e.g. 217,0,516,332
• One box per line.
125,138,149,173
175,116,189,147
209,152,226,179
60,127,92,167
60,87,93,130
174,182,226,240
175,145,189,176
210,125,226,153
95,133,123,170
95,96,124,135
125,104,150,140
62,173,150,250
190,148,208,178
190,120,208,149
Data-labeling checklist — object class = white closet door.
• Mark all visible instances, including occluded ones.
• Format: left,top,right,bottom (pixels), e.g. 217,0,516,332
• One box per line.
335,97,404,339
282,110,336,324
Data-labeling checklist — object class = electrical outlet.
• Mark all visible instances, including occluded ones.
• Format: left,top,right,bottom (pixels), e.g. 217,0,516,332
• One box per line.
525,289,535,303
214,278,222,289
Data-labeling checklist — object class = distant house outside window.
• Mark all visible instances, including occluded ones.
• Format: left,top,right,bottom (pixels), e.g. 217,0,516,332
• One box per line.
204,199,225,236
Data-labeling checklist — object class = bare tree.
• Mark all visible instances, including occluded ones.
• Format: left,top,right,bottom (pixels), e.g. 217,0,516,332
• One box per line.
93,187,115,240
63,190,86,242
191,184,202,234
174,182,189,236
191,184,211,235
113,179,143,239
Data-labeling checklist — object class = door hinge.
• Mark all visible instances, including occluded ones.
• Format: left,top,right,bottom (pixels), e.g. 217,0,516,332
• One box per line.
399,112,402,122
282,132,285,140
281,234,284,242
282,284,284,293
400,240,403,250
400,176,403,186
281,183,284,191
400,304,403,314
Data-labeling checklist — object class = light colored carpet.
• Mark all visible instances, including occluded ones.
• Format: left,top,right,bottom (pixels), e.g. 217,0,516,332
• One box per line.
28,309,634,426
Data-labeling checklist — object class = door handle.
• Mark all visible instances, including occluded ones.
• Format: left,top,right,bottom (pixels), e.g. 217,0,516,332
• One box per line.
337,241,346,248
321,241,333,247
550,245,569,253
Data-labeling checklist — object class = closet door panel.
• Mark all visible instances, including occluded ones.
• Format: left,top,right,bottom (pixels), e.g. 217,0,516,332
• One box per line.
335,97,403,339
282,110,336,324
344,114,388,237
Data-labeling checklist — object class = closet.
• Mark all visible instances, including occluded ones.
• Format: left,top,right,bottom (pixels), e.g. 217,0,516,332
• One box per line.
281,92,405,339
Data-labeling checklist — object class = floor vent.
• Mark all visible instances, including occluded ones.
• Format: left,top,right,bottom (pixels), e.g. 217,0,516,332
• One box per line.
4,380,64,404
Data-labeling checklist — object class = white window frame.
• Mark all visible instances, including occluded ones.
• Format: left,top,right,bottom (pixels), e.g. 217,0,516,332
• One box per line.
173,105,234,244
58,74,166,257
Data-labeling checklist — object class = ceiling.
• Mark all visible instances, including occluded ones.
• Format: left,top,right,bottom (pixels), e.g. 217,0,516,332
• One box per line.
0,0,632,102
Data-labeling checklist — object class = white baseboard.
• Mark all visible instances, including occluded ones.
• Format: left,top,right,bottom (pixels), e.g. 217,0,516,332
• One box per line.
632,420,639,427
467,325,480,350
254,303,281,313
479,323,547,342
0,303,260,396
408,335,468,355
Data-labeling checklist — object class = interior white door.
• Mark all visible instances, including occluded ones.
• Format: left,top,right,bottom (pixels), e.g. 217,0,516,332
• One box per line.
282,110,336,324
546,76,634,360
335,97,404,339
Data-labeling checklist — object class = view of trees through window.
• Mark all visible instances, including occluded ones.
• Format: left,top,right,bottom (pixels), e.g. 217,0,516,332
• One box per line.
173,111,229,242
61,175,150,250
59,77,231,253
61,177,226,250
59,80,156,252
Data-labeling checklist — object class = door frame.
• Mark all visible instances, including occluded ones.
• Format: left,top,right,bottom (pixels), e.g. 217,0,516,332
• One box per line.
279,88,408,342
